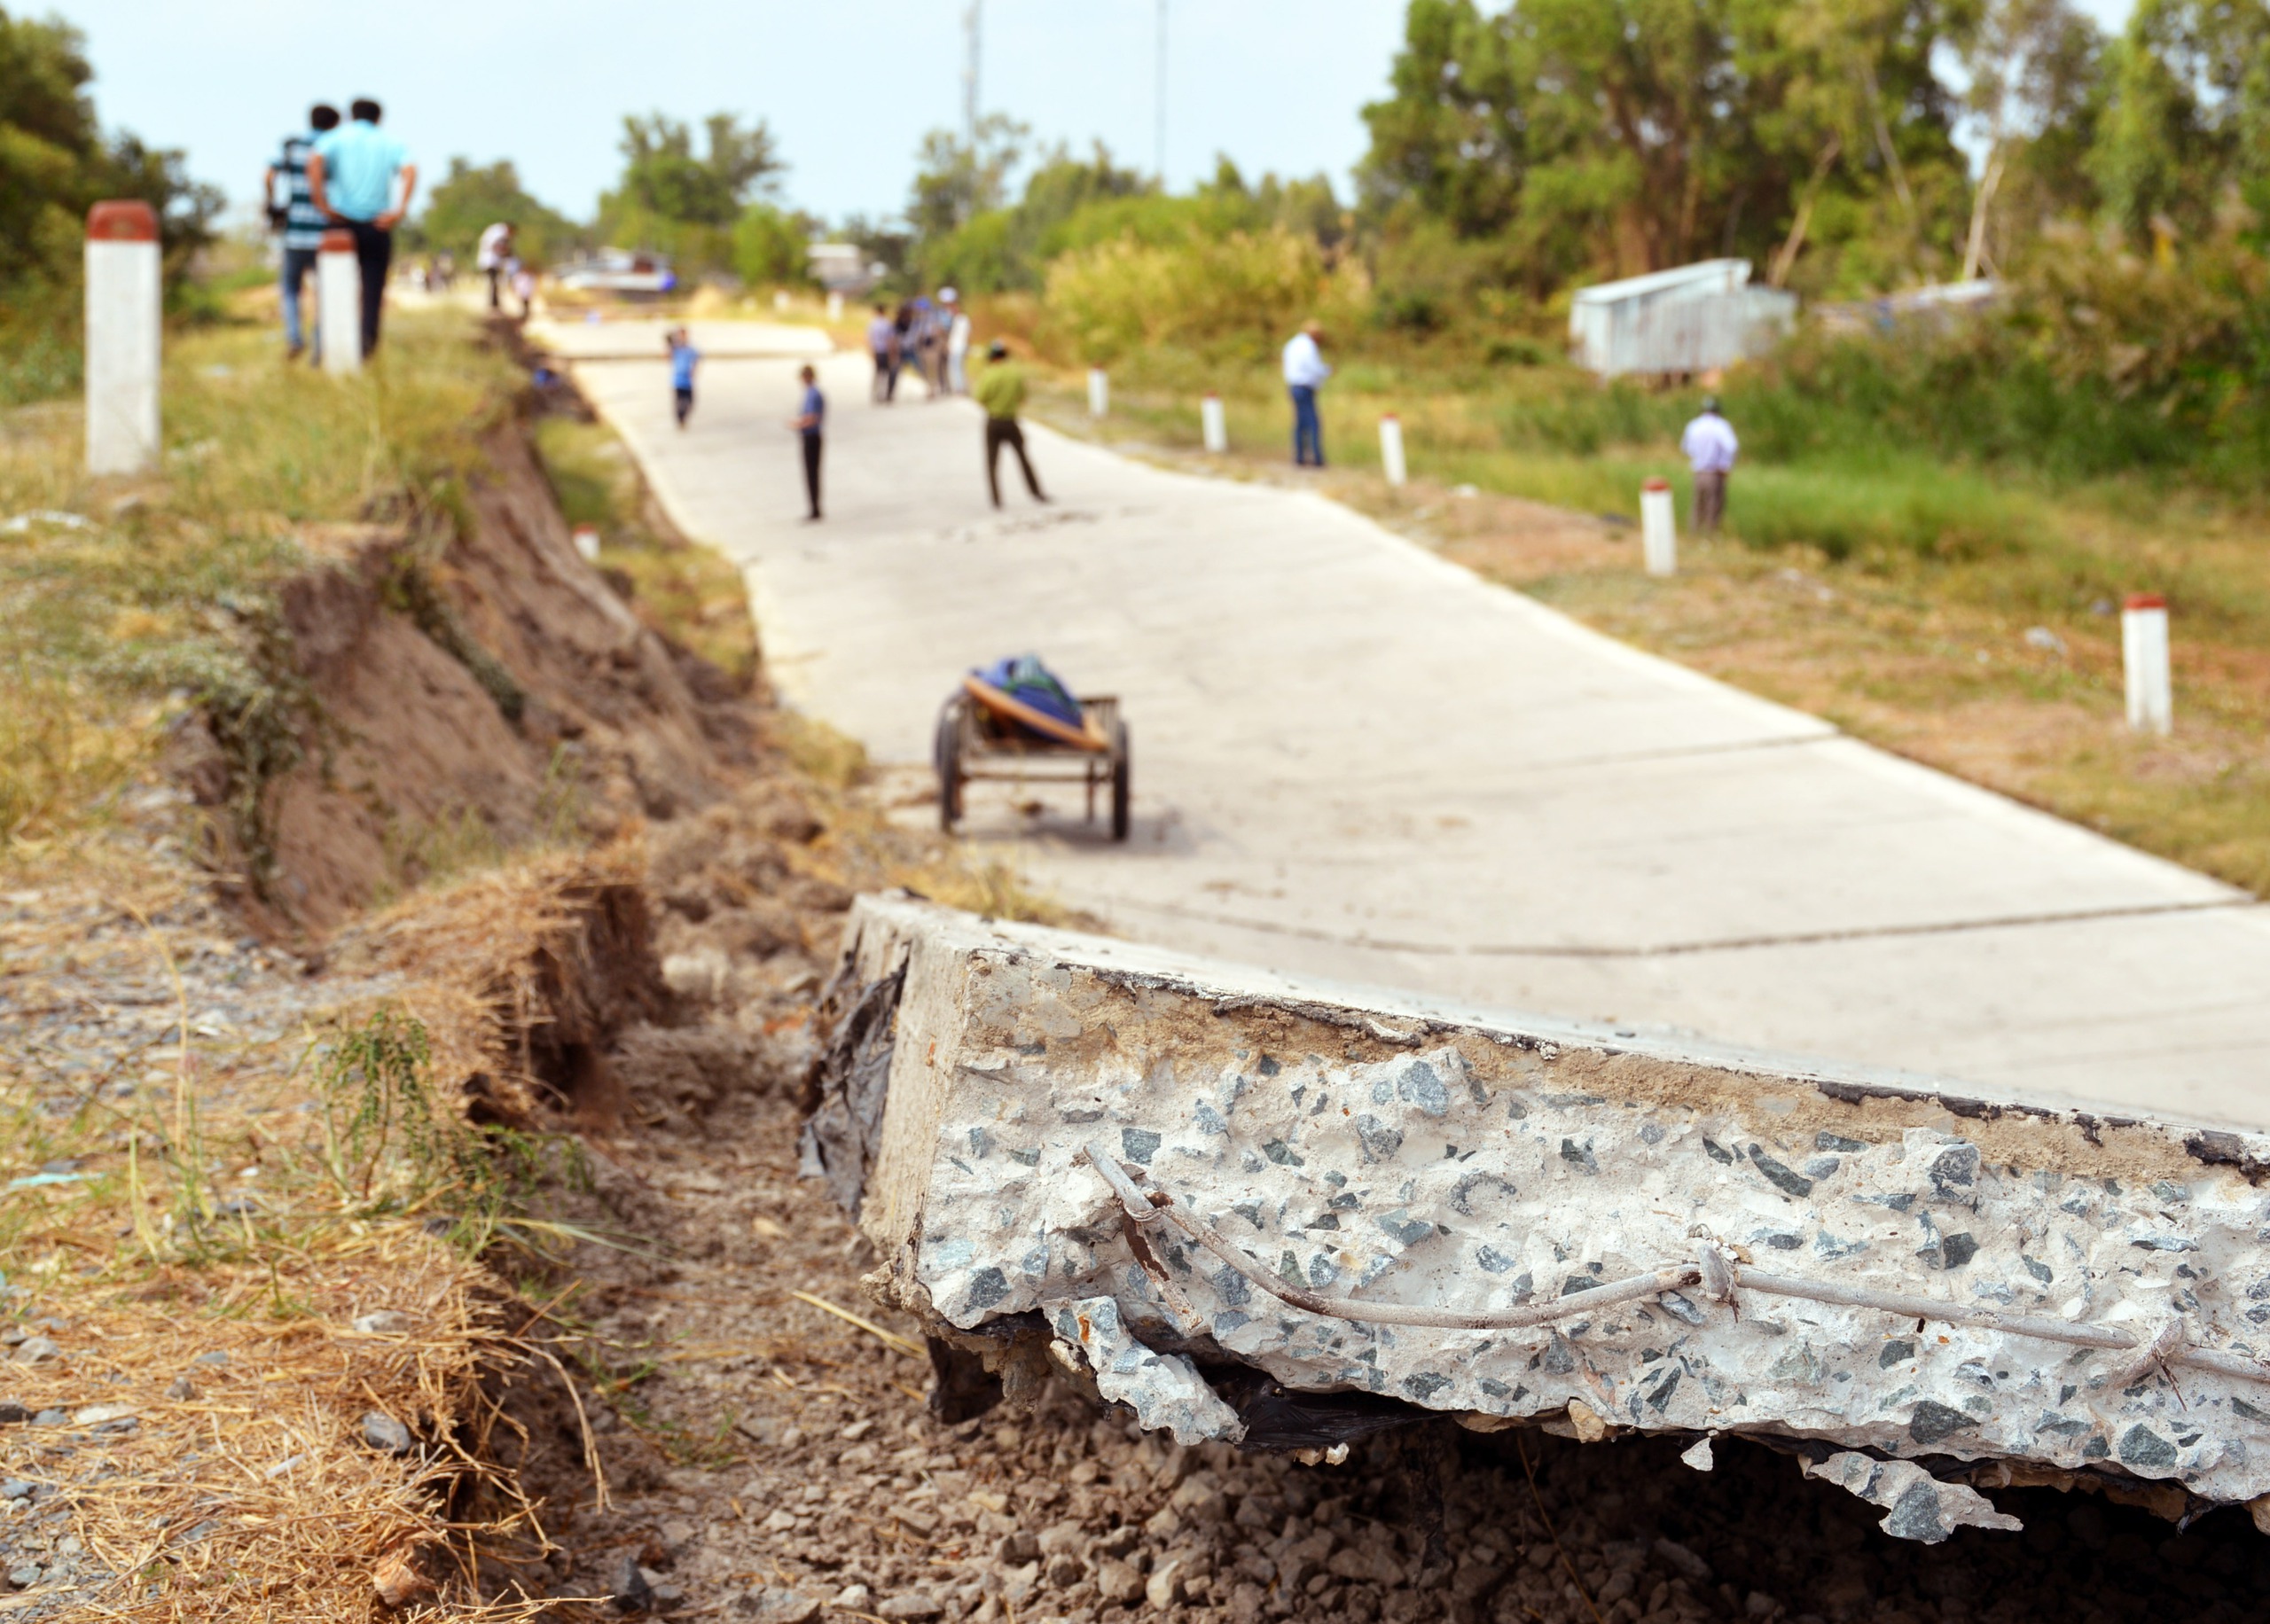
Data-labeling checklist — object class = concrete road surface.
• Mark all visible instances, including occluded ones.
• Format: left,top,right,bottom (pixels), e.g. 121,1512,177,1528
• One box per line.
568,350,2270,1128
527,316,832,362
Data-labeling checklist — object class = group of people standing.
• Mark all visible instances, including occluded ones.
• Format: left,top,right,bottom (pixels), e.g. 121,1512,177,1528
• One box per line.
867,291,971,402
264,99,417,361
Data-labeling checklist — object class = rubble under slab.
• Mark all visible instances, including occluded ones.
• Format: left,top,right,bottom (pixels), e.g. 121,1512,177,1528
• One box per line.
803,895,2270,1538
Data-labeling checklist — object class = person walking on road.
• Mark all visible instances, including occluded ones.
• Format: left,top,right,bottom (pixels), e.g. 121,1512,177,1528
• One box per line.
668,327,700,428
1680,395,1738,535
265,102,340,362
477,221,514,309
793,363,826,521
308,98,417,357
976,340,1048,509
943,288,971,394
1283,319,1331,466
867,303,898,402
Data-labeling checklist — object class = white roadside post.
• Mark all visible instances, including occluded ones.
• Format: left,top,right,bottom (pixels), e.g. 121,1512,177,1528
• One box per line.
1201,392,1226,453
826,291,843,322
1088,367,1109,418
2122,592,2172,734
83,200,162,476
773,290,791,312
1379,413,1407,487
317,229,362,375
1640,477,1678,576
571,524,600,563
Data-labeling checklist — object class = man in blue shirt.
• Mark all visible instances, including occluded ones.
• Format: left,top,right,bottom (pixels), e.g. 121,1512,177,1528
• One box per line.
308,98,418,357
264,103,339,361
668,328,699,427
793,364,825,521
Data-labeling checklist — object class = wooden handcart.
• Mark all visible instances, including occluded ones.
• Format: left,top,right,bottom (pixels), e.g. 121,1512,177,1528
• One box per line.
935,675,1131,841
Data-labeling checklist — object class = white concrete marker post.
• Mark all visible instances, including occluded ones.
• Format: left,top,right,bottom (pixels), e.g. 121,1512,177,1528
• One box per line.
773,290,791,312
2122,592,2172,734
1088,367,1109,418
317,229,362,375
1201,393,1226,454
1640,477,1678,576
83,200,161,476
1379,413,1407,487
826,292,843,323
571,524,600,563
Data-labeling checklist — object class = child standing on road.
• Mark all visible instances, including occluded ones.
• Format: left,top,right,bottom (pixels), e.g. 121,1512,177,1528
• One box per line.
975,340,1047,509
668,327,699,428
793,363,825,521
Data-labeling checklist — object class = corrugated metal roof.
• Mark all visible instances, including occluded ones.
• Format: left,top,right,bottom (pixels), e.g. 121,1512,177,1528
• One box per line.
1570,258,1751,307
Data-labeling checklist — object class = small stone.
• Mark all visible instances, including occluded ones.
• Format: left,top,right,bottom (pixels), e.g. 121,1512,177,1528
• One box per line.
831,1584,873,1612
761,1509,798,1534
1094,1558,1145,1606
1652,1539,1711,1581
1146,1556,1189,1609
612,1552,654,1612
352,1311,410,1335
996,1531,1038,1565
1094,1525,1140,1560
840,1418,874,1441
0,1401,25,1425
0,1480,30,1500
0,1328,22,1347
362,1412,413,1455
7,1565,41,1590
12,1338,60,1365
166,1377,197,1401
72,1403,135,1426
32,1409,67,1427
191,1350,230,1368
1036,1522,1084,1558
738,1587,820,1623
877,1594,943,1620
1679,1437,1714,1472
1043,1553,1084,1588
1229,1581,1267,1624
1745,1592,1779,1619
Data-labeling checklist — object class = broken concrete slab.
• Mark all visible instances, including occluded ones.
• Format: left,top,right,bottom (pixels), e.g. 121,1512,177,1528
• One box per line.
810,894,2270,1535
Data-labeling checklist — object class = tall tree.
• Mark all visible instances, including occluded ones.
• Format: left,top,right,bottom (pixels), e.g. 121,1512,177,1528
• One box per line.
413,158,580,265
1952,0,2101,278
907,113,1030,243
2091,0,2270,245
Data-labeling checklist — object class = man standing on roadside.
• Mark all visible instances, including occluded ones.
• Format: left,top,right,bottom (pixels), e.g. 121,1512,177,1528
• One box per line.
1680,395,1738,535
793,363,826,521
1282,319,1330,467
477,220,514,309
265,103,340,361
943,288,971,394
308,98,418,357
976,340,1047,509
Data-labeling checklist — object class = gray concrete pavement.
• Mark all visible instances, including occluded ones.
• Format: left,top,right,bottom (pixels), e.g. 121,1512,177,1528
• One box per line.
569,349,2270,1128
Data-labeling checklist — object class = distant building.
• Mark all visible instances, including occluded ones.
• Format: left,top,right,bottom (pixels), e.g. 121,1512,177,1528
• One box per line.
807,243,888,297
552,249,677,297
1813,278,1997,337
1568,260,1798,379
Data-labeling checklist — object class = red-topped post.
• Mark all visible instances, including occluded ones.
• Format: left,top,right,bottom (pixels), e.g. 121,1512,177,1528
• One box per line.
84,200,160,474
2122,592,2171,734
1640,476,1677,575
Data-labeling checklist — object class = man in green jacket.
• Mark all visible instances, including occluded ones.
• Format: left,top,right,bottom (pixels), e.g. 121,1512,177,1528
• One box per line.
975,340,1048,509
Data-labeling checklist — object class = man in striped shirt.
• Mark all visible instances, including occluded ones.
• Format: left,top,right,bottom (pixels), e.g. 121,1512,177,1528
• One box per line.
264,104,339,361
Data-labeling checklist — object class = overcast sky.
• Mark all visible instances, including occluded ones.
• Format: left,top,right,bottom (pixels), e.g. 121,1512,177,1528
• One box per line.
59,0,2138,226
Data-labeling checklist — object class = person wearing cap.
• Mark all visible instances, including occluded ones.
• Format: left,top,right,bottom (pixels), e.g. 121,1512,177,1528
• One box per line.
265,103,340,361
308,98,418,356
943,288,971,394
1282,319,1331,466
975,340,1047,509
1679,396,1739,534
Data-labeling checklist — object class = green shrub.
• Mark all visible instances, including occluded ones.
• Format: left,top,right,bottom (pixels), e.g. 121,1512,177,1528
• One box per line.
1038,226,1368,370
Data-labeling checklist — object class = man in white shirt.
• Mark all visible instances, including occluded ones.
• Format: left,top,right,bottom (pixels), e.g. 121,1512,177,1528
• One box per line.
476,222,514,309
1679,396,1739,534
1282,320,1331,466
943,287,972,394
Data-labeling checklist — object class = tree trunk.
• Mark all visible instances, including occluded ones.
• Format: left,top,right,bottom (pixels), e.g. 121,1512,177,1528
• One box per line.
1768,134,1842,289
1961,143,2007,283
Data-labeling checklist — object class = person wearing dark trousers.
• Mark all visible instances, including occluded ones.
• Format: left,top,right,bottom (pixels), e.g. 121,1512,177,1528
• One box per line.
975,340,1047,508
265,103,340,361
867,304,897,402
668,327,699,427
1281,319,1331,466
794,364,825,521
307,98,417,358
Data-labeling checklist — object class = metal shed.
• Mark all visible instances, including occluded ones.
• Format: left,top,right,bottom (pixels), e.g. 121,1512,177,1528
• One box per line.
1569,259,1797,378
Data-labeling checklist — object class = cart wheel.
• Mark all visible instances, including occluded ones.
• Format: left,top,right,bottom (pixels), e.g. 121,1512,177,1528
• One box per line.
1109,720,1131,842
935,699,965,832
